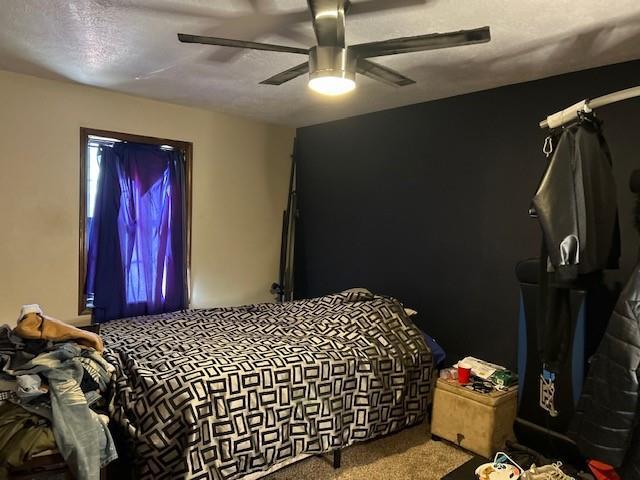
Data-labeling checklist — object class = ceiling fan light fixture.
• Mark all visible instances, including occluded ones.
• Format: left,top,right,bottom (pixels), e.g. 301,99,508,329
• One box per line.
308,75,356,95
308,46,356,96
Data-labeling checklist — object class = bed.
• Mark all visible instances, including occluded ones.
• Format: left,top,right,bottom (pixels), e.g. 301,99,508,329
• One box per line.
101,289,434,479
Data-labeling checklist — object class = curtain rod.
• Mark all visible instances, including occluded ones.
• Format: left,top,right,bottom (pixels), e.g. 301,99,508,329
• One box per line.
539,85,640,129
88,135,174,151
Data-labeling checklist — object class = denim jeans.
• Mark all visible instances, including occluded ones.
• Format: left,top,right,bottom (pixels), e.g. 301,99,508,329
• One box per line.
8,343,117,480
77,349,113,393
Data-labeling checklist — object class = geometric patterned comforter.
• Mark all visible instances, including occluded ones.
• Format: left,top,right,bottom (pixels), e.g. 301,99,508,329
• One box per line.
100,290,433,479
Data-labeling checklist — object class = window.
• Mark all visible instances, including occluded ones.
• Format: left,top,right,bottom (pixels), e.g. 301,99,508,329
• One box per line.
78,128,192,315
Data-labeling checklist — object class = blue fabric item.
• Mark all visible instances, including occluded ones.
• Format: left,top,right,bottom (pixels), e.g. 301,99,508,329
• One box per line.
86,142,187,322
420,331,446,367
7,343,117,479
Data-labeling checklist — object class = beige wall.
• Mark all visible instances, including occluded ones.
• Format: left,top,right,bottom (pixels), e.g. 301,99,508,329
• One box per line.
0,69,295,327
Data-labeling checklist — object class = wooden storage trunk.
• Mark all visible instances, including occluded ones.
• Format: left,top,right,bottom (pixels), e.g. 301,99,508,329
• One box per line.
430,378,517,458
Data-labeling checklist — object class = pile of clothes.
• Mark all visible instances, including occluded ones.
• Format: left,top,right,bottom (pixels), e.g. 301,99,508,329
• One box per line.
475,442,600,480
0,305,117,480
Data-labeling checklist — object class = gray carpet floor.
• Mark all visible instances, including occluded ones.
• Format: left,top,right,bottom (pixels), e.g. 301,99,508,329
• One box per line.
264,422,471,480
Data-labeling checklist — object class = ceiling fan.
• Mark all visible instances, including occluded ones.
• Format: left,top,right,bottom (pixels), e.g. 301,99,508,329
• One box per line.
178,0,491,96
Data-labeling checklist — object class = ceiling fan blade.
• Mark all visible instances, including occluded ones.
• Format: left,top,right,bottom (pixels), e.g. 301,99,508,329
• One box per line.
351,26,491,58
260,62,310,85
177,33,308,55
307,0,346,47
357,59,415,86
347,0,428,16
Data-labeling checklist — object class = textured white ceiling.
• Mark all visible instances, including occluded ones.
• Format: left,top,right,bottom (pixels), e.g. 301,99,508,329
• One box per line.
1,0,640,126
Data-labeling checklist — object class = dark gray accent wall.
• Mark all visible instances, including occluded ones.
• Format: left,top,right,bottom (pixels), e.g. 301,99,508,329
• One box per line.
294,60,640,369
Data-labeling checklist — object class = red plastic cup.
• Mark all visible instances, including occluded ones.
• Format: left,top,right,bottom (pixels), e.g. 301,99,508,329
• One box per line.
458,363,471,384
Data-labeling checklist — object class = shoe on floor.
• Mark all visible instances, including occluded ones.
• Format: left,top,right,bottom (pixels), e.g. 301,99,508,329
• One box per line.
524,462,576,480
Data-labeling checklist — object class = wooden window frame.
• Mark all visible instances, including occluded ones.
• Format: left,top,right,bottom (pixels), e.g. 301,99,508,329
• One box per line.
78,127,193,316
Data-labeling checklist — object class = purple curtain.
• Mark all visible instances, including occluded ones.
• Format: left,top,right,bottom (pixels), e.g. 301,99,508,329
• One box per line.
86,142,187,322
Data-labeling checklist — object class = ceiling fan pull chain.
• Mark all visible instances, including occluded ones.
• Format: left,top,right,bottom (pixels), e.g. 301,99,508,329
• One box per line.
543,136,554,157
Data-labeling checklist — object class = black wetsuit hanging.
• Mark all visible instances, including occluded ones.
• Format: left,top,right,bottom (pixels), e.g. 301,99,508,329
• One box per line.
530,114,620,412
532,115,620,281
